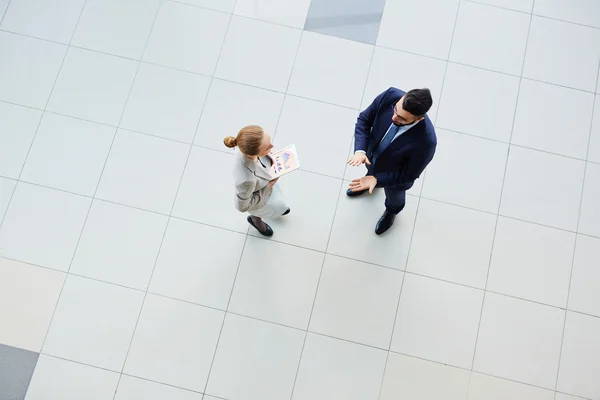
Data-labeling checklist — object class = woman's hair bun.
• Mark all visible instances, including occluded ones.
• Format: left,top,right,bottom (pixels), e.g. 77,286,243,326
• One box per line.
223,136,237,148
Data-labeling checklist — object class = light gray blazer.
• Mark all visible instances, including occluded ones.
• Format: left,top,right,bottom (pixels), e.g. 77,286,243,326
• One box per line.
233,151,273,213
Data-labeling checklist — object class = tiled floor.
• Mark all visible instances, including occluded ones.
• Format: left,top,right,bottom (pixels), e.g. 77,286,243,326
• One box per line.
0,0,599,399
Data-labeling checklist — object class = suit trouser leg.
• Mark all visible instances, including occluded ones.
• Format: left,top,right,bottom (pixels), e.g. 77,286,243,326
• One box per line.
384,186,406,215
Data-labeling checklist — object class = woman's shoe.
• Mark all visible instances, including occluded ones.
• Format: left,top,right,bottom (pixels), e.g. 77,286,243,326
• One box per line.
282,208,290,216
247,216,273,236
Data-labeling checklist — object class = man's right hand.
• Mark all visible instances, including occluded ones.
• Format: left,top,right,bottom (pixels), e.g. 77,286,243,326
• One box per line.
347,152,371,167
268,177,279,188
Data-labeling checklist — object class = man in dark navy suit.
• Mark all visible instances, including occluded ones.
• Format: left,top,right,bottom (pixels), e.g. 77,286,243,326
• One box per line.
347,87,437,235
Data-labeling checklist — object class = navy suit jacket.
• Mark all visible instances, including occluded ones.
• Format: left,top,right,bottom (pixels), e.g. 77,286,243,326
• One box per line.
355,87,437,190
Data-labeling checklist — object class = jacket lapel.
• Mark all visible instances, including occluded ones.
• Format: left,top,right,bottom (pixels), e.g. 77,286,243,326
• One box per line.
381,120,425,155
241,153,272,181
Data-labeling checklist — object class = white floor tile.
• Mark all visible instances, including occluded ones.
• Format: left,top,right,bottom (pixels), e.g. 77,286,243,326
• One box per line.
0,183,90,271
143,1,229,75
473,292,565,388
523,16,600,92
234,0,311,28
569,235,600,317
422,129,508,213
555,394,584,400
71,200,168,290
124,294,224,392
472,0,533,12
195,79,284,152
392,274,484,369
215,16,301,92
487,217,575,307
207,314,305,400
247,170,340,252
380,353,471,400
20,113,115,196
468,372,555,400
588,95,600,164
115,375,203,400
436,63,520,142
0,258,65,352
579,162,600,237
149,218,245,310
450,1,530,75
500,146,585,231
274,95,355,178
121,63,210,143
0,32,67,109
378,0,459,59
1,0,85,43
0,102,42,179
361,47,446,120
512,80,594,159
229,236,323,329
292,333,387,400
171,146,249,233
43,275,144,371
557,311,600,400
328,186,418,270
96,129,189,214
288,32,372,109
47,47,138,126
408,199,496,288
25,355,120,400
534,0,600,29
309,255,403,349
176,0,235,13
72,0,161,59
0,177,16,220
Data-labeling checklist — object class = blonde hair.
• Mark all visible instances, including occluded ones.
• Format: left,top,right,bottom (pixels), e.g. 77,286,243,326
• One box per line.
224,125,264,156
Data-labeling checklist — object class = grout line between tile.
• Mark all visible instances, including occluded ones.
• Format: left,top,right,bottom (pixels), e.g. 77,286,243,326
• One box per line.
283,26,337,400
467,5,535,396
464,0,532,15
0,176,17,228
552,58,600,395
44,2,174,397
377,0,462,397
466,0,600,31
0,0,12,26
4,91,598,165
3,94,597,187
270,28,305,146
287,27,376,400
2,23,598,101
151,8,241,398
31,0,93,356
7,173,600,269
200,234,248,397
167,0,232,16
37,347,593,400
40,353,207,395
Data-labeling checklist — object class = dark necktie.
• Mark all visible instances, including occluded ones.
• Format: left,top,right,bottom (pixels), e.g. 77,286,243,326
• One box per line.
372,123,400,165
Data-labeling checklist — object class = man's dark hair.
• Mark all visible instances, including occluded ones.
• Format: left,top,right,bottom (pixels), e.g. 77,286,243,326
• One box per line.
402,88,433,117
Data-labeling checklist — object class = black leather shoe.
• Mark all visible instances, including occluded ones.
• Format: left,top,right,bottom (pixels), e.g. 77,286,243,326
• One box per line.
247,216,273,236
346,188,367,197
375,210,396,235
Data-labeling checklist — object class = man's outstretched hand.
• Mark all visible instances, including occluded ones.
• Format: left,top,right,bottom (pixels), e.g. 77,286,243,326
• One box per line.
347,152,371,166
349,176,377,194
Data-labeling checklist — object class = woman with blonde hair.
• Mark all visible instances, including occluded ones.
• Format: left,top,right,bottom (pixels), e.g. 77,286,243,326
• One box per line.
224,125,289,236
